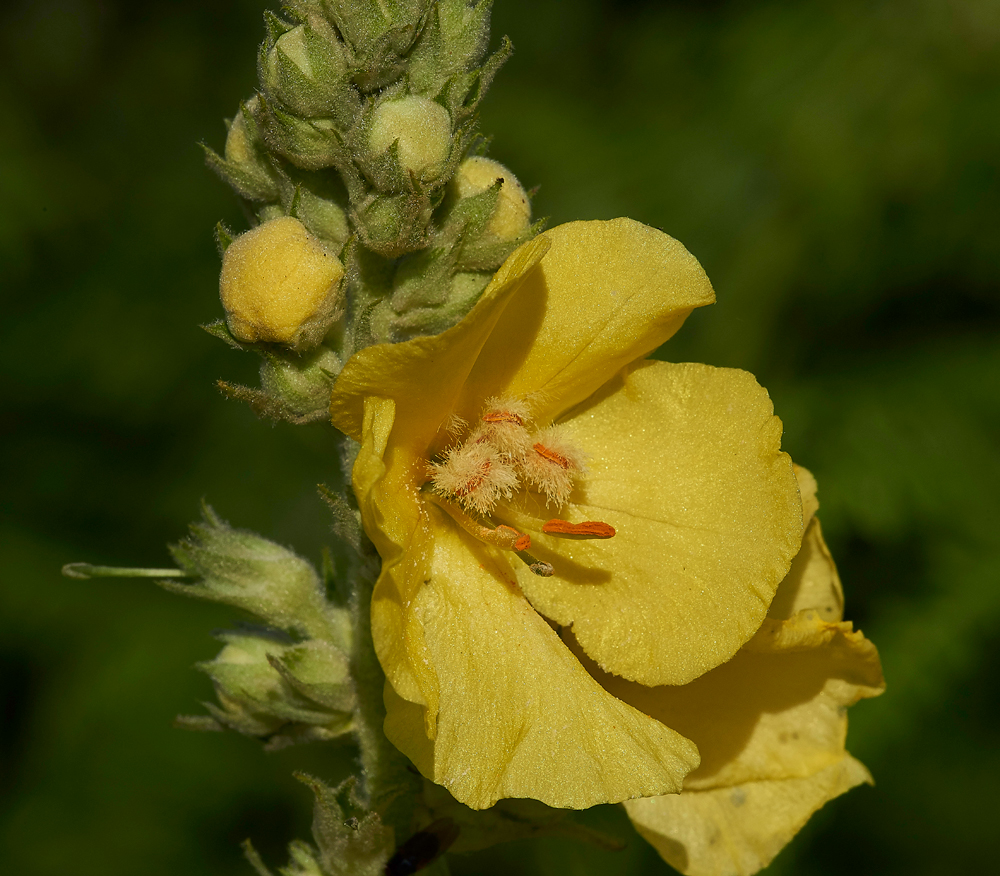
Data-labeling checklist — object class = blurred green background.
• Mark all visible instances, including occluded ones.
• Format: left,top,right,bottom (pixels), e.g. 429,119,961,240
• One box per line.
2,0,998,873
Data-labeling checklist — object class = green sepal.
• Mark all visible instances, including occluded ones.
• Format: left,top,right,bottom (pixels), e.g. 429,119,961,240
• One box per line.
450,33,512,125
203,142,281,203
407,0,492,100
214,343,341,424
454,216,545,273
352,190,431,257
263,9,295,44
317,486,366,560
298,774,395,876
213,222,235,256
260,20,360,127
317,0,429,92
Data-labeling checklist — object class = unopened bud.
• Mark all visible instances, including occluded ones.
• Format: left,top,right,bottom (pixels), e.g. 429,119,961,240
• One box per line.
368,96,452,179
263,23,355,121
224,107,255,166
220,216,345,349
196,629,354,745
260,346,342,421
451,156,531,240
166,506,333,638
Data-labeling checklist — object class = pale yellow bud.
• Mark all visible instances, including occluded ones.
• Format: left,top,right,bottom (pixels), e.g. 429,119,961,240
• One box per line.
368,96,452,178
224,99,258,166
452,156,531,239
220,216,345,348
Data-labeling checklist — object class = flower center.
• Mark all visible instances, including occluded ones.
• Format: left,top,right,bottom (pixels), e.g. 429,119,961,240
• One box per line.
425,397,615,576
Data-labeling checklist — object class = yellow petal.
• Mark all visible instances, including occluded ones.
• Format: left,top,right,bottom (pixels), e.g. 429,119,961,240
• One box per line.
505,360,803,686
585,611,882,792
460,219,716,423
355,396,440,718
625,755,873,876
329,234,550,444
381,515,701,810
768,517,844,622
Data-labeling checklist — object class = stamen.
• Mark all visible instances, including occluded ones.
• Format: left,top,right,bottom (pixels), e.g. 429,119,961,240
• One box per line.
483,411,524,425
424,492,551,575
542,519,616,539
425,493,532,553
477,396,534,458
532,443,571,469
427,440,518,515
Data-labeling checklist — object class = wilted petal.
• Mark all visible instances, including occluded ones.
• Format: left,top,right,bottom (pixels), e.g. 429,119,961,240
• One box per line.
625,755,873,876
507,360,802,686
381,518,700,811
460,219,716,423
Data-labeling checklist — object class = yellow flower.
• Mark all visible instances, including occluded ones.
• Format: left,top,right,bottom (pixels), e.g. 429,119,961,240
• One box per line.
329,220,881,868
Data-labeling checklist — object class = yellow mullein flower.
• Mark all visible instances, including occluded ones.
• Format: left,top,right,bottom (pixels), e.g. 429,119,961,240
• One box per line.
330,218,821,819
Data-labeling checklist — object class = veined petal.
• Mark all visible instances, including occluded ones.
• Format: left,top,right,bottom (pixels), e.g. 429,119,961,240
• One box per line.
381,515,700,810
459,219,716,424
584,611,883,791
625,755,873,876
330,235,550,445
507,360,802,686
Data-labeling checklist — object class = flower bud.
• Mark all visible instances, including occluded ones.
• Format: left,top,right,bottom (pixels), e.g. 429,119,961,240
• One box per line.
260,346,342,421
165,506,335,638
451,156,531,240
368,96,452,179
195,629,354,746
224,106,255,167
204,97,280,203
220,216,345,350
263,23,357,123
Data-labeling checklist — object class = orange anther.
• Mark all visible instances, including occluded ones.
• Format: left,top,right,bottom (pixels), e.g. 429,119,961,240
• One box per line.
542,519,616,539
482,411,524,425
454,460,491,497
533,443,571,469
513,533,532,552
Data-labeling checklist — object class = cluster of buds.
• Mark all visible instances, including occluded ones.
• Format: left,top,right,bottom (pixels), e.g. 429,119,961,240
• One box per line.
186,627,354,749
163,507,356,748
204,1,542,423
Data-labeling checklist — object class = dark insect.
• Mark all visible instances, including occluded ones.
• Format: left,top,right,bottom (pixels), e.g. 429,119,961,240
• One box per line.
384,818,460,876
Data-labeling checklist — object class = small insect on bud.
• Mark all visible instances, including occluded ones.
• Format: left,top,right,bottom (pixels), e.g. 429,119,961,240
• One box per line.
451,156,531,240
219,216,345,349
368,96,452,179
